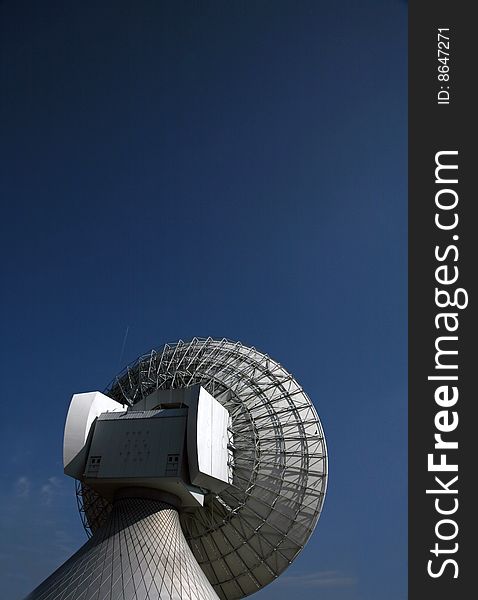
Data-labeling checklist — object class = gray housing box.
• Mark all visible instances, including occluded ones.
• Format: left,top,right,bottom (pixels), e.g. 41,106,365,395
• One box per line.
85,409,187,480
63,386,231,508
132,385,232,491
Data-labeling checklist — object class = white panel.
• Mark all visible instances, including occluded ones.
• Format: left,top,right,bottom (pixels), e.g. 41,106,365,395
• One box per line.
63,391,124,478
186,386,230,491
211,392,230,483
196,388,213,477
196,387,229,486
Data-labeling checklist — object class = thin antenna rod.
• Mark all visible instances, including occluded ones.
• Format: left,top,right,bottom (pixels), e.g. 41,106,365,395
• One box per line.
118,325,129,370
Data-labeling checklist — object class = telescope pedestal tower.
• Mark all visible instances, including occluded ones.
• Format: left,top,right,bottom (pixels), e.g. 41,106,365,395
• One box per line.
27,489,220,600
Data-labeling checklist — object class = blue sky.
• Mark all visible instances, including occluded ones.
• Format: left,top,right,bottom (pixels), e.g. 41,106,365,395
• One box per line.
0,1,407,599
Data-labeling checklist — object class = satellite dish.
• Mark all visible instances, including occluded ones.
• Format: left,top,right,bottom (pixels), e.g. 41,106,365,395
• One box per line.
26,338,328,600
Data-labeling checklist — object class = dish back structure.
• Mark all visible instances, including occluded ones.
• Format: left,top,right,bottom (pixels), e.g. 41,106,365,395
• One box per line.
76,337,328,599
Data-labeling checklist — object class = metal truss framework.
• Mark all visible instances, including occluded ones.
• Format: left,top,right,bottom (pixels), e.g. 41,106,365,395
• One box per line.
77,338,328,599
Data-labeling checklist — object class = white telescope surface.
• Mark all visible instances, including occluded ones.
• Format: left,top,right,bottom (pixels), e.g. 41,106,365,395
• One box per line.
94,338,329,600
63,391,123,478
28,338,328,600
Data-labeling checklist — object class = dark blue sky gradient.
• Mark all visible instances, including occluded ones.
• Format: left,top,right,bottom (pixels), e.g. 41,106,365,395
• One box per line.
0,2,407,599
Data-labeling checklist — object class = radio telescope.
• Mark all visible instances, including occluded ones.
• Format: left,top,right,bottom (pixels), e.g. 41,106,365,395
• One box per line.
26,337,328,600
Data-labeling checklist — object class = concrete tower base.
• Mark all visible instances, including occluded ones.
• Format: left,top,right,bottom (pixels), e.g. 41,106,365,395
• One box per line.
26,492,220,600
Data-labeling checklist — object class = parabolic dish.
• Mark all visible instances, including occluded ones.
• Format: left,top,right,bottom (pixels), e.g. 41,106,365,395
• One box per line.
76,337,328,599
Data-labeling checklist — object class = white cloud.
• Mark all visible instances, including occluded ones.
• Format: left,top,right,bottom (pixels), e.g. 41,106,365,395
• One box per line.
40,476,63,505
15,476,30,498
